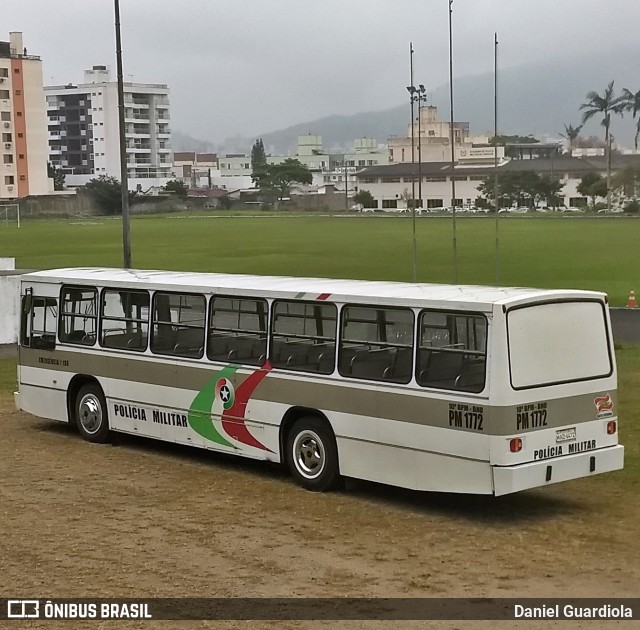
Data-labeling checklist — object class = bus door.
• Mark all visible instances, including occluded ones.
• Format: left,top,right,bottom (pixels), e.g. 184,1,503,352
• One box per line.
20,283,59,351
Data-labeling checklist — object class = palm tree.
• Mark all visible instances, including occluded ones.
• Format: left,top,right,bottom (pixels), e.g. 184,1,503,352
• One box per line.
580,81,625,210
621,88,640,150
560,123,583,154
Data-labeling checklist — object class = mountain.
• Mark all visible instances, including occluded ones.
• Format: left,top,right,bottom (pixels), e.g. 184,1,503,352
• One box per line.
171,129,217,153
182,50,640,154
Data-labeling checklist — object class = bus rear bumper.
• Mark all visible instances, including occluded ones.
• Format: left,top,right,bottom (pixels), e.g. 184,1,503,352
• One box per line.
492,445,624,496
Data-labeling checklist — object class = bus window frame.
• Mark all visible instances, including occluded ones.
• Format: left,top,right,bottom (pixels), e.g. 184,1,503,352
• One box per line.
58,284,99,347
338,303,414,384
207,294,269,366
99,287,151,353
269,299,338,375
415,308,488,393
150,290,207,360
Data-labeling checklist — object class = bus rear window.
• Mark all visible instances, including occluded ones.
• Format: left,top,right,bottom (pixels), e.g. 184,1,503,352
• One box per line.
507,300,612,389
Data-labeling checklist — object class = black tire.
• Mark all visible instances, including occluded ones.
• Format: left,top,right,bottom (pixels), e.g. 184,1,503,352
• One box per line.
286,416,341,491
74,383,111,443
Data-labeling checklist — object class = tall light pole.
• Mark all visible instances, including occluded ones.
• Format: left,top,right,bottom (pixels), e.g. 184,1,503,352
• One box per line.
408,43,416,211
114,0,132,268
448,0,458,283
344,150,349,212
417,84,426,208
494,32,500,286
408,84,427,210
408,43,417,283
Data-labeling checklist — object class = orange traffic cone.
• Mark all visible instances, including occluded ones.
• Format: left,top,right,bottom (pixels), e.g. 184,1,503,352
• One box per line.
628,290,637,308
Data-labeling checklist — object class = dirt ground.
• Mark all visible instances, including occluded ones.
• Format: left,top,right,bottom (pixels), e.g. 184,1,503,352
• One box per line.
1,381,639,629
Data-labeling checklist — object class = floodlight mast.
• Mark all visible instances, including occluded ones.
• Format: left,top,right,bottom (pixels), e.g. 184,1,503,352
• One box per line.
448,0,458,283
114,0,132,269
407,43,417,283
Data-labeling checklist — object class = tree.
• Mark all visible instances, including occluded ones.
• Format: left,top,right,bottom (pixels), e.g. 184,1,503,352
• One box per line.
488,134,539,145
577,172,607,209
574,135,607,149
477,171,562,209
250,138,267,181
620,88,640,150
47,162,65,191
84,176,136,215
253,158,313,205
612,163,640,200
580,81,625,209
352,189,375,208
559,123,583,154
163,179,188,197
537,175,565,208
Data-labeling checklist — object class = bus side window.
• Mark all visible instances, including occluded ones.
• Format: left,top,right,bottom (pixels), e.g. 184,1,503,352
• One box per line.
416,310,487,392
151,292,206,358
270,300,337,374
21,294,57,350
59,286,98,345
208,296,268,366
100,289,150,351
338,306,414,384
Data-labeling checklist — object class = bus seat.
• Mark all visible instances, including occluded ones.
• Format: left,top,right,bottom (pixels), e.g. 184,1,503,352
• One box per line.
350,350,394,380
66,330,87,343
420,351,464,387
455,359,486,391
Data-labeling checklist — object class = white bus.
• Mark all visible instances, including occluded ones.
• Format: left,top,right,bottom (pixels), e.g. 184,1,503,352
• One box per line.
15,268,624,495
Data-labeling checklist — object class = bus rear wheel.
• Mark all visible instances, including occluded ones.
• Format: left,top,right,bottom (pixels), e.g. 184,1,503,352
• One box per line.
75,383,111,443
286,417,341,491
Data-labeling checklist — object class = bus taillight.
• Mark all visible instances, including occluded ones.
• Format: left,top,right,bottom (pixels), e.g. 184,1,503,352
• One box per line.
607,421,617,435
509,438,523,453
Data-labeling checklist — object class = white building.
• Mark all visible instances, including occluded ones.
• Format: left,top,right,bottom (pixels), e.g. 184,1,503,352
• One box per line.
355,156,601,210
0,32,52,199
173,151,218,188
44,66,172,190
388,105,504,166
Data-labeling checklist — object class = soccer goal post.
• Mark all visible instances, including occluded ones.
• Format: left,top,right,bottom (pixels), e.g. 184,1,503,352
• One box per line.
0,203,20,228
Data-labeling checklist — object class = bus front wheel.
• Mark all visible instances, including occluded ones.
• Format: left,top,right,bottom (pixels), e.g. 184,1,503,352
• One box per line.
75,383,111,443
286,417,341,491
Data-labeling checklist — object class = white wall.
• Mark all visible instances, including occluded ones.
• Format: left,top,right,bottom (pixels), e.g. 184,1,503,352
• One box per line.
0,272,20,344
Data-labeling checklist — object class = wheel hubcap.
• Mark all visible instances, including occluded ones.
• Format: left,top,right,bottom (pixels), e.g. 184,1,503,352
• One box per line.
78,394,102,434
293,430,325,479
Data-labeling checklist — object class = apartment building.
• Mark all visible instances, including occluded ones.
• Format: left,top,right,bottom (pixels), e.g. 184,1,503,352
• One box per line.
0,32,51,199
45,66,172,190
173,152,218,188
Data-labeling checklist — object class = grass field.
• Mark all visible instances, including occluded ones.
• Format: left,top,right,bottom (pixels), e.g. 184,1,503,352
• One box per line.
0,213,639,305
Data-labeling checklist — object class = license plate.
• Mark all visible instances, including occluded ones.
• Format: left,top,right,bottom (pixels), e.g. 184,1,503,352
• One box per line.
556,427,576,443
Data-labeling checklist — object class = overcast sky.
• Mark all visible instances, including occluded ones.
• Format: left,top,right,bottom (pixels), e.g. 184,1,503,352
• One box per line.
5,0,640,143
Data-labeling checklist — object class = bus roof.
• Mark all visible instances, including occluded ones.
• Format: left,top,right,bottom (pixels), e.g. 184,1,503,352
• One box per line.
22,267,605,311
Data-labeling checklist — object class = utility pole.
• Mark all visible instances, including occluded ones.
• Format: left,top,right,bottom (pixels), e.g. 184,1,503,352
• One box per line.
408,43,417,283
448,0,458,283
114,0,132,268
417,85,426,208
494,32,500,286
344,150,349,212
